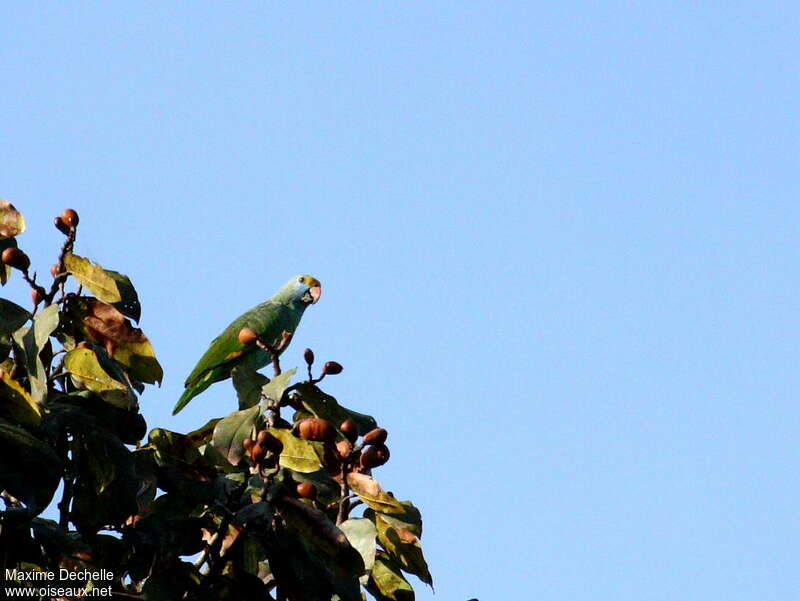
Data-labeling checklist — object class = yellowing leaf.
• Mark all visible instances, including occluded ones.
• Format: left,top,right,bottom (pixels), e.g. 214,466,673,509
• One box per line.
268,427,325,473
69,298,162,384
367,553,415,601
0,200,25,239
65,254,121,302
374,513,432,586
64,253,141,321
0,370,41,425
64,347,130,407
347,473,405,514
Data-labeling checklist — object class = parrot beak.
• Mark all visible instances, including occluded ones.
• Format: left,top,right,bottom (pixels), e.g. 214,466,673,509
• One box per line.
309,285,321,304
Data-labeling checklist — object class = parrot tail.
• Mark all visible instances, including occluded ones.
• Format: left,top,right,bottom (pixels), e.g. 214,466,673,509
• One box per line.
172,371,215,415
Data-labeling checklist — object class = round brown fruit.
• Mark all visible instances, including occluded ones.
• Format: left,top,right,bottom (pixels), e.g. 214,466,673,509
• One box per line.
256,430,284,454
340,418,358,443
360,444,390,469
298,417,336,443
243,437,254,451
362,427,388,445
50,264,60,277
31,288,43,305
238,327,258,345
304,347,314,365
54,216,70,235
296,481,317,500
322,361,343,375
61,208,79,227
250,442,266,462
1,247,30,271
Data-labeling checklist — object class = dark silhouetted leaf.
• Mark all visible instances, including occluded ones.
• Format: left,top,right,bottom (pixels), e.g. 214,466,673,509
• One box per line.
0,417,61,513
276,495,365,585
0,297,30,334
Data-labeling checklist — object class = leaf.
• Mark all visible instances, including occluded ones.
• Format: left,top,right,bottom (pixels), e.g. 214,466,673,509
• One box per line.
67,298,162,383
339,518,377,584
367,552,415,601
268,427,325,473
0,200,25,238
64,347,132,407
0,369,41,425
0,417,61,513
373,513,432,586
0,298,30,334
260,368,296,405
71,430,140,533
185,418,221,446
295,382,377,434
211,405,260,466
64,253,141,321
231,366,270,410
12,304,60,402
365,501,424,537
276,495,366,580
148,428,204,466
347,473,405,514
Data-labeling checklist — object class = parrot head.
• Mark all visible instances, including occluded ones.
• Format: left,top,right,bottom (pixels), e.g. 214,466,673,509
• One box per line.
280,274,322,306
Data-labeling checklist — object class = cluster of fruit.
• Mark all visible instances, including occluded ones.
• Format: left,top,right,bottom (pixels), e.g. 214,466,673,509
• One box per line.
1,208,79,306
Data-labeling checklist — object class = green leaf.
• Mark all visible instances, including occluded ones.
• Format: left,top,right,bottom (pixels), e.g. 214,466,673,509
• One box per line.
0,417,61,513
295,382,377,434
347,473,405,514
231,366,269,410
64,347,132,408
367,552,415,601
268,427,325,473
373,513,432,586
0,200,25,238
211,405,260,466
339,518,377,584
12,304,60,402
261,367,296,405
64,253,141,321
0,369,41,425
0,298,30,334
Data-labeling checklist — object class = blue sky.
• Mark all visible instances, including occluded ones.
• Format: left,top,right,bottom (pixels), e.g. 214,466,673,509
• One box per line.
2,3,799,600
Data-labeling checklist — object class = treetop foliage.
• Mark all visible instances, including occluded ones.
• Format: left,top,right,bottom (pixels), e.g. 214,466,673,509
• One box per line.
0,203,432,601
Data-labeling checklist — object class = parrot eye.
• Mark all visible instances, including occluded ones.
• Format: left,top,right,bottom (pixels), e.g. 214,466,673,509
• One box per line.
298,277,306,284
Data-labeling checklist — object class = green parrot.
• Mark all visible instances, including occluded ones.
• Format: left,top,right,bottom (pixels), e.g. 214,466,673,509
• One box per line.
172,274,321,415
